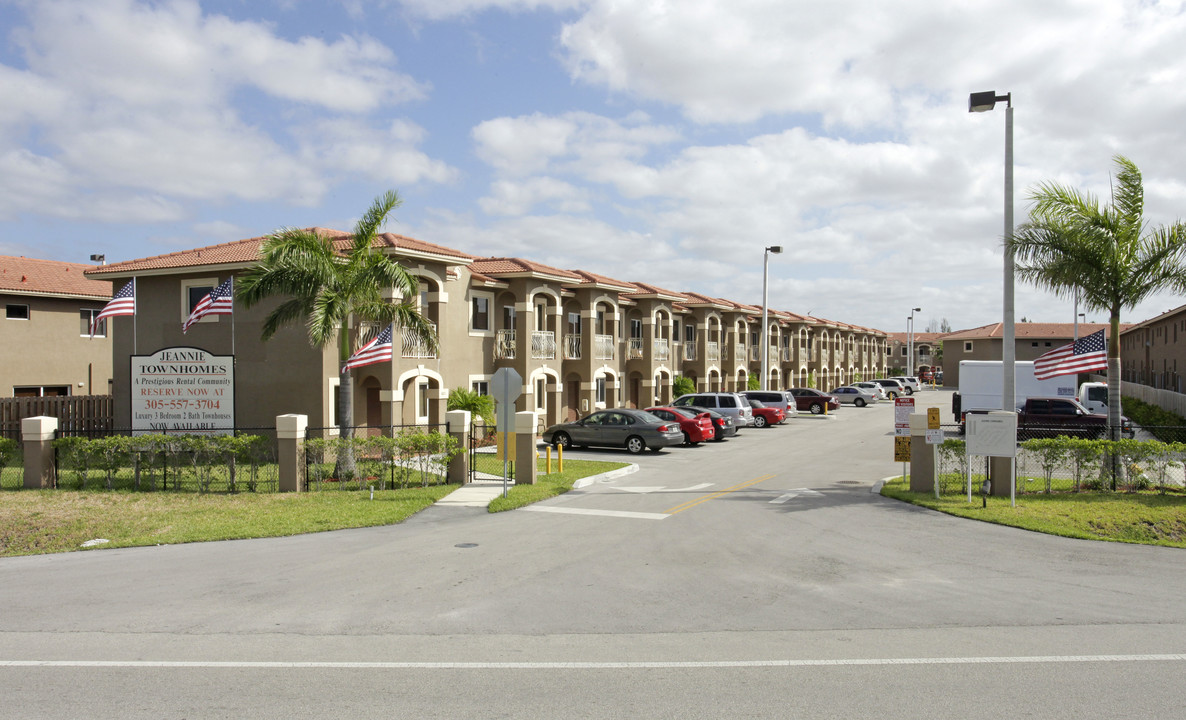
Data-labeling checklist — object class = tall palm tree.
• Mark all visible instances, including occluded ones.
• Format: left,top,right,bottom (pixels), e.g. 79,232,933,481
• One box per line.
237,190,438,477
1008,155,1186,438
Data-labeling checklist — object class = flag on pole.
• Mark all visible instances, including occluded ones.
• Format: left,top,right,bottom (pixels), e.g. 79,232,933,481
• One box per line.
1033,329,1108,379
183,278,234,333
343,323,394,372
92,279,135,336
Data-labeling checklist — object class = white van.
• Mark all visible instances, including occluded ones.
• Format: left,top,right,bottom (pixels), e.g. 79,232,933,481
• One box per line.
1078,382,1109,415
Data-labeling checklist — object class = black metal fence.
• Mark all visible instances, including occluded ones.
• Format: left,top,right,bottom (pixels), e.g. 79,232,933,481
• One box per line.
302,423,456,491
935,424,1186,495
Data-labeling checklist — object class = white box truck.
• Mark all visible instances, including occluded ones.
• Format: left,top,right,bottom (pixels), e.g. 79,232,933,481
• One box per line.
953,360,1077,421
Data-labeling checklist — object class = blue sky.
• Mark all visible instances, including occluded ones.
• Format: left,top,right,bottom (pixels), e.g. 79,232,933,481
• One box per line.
3,0,1186,335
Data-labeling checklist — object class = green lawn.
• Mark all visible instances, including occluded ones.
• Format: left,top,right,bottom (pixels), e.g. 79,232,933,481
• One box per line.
0,454,625,556
881,477,1186,547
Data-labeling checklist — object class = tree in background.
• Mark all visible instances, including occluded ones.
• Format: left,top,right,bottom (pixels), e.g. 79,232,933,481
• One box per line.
1008,155,1186,438
673,375,696,397
238,190,437,478
447,387,494,427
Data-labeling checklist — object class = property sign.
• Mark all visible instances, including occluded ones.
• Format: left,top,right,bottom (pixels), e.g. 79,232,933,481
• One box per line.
966,411,1017,458
894,397,915,436
894,436,911,462
131,347,235,435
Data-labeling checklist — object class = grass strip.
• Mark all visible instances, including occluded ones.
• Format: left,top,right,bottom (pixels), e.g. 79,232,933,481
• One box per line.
880,477,1186,547
486,458,629,513
0,485,457,557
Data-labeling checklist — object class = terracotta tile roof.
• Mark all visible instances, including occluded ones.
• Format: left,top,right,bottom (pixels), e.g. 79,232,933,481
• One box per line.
1,255,113,299
469,257,581,282
85,227,472,278
566,269,637,292
622,281,688,301
943,321,1127,340
887,331,949,344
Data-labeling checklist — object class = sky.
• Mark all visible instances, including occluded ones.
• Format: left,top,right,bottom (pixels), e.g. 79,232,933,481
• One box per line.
2,0,1186,336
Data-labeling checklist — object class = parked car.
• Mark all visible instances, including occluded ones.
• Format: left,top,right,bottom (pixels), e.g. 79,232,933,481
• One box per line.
672,392,754,427
745,398,785,428
891,376,921,394
829,386,879,407
850,381,888,400
680,405,739,440
871,378,907,399
787,388,840,415
542,408,684,454
646,406,716,445
739,390,799,418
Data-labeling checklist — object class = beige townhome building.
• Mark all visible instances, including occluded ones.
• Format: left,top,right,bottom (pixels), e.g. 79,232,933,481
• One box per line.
1120,303,1186,393
86,228,888,432
940,321,1124,389
1,255,113,397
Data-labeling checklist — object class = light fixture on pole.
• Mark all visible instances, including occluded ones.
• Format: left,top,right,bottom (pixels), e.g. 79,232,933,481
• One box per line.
760,245,783,391
908,307,921,375
969,90,1014,414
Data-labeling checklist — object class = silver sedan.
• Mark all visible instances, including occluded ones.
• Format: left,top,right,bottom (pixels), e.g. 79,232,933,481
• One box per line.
828,386,880,407
542,408,685,453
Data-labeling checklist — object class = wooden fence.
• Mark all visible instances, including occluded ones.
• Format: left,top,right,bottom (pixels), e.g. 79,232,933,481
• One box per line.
0,395,114,440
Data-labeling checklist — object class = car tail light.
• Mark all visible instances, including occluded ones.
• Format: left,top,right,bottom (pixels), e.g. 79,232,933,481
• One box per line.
657,424,671,432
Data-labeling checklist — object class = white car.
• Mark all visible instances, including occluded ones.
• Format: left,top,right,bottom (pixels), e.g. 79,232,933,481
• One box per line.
851,381,888,400
871,378,907,399
891,376,921,394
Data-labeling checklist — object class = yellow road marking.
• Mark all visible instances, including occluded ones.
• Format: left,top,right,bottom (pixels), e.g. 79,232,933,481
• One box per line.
664,473,776,515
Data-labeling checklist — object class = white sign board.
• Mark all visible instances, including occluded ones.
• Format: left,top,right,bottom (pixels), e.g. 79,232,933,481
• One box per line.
925,428,944,445
894,397,915,436
131,347,235,435
966,411,1017,458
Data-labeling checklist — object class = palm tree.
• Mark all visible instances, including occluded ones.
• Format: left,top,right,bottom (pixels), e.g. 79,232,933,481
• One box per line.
1008,155,1186,438
237,190,438,477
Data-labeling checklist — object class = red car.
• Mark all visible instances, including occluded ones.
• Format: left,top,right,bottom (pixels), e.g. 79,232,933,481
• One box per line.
646,406,716,445
787,388,840,415
746,399,785,428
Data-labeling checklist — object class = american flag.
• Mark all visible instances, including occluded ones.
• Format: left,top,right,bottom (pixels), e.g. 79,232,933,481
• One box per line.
92,279,135,336
183,278,234,333
343,323,394,372
1033,329,1108,380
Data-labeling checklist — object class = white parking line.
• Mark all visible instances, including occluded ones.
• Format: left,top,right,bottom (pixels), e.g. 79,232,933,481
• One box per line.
3,654,1184,669
521,506,670,520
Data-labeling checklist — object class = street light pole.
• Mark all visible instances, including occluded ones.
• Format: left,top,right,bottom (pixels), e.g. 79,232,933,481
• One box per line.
908,307,921,376
760,245,783,391
969,90,1014,413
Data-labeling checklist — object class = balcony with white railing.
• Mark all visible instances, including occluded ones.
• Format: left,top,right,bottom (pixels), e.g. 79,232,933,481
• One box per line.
769,346,779,365
683,342,697,361
627,337,644,360
736,343,747,363
594,334,615,360
495,330,516,360
707,341,720,364
780,347,791,363
532,331,556,359
564,333,581,360
653,338,670,363
402,321,437,359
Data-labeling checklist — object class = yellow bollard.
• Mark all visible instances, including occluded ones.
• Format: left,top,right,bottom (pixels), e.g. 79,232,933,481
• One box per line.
558,443,564,473
545,445,552,474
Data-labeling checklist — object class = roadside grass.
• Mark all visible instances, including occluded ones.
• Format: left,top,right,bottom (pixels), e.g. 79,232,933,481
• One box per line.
0,485,457,557
880,477,1186,548
487,458,630,513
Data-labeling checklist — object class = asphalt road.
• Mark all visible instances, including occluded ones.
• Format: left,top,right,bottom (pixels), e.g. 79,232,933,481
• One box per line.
3,389,1186,718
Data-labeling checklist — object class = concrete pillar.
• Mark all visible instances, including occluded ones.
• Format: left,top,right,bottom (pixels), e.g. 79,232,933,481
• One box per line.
446,410,470,485
276,414,307,493
908,413,935,493
514,410,537,486
22,416,58,489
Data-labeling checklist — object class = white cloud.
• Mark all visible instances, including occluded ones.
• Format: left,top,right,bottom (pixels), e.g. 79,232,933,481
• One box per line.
395,0,587,21
297,118,460,186
479,177,590,215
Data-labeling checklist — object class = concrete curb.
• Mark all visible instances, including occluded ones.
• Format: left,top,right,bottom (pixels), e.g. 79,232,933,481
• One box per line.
573,463,639,489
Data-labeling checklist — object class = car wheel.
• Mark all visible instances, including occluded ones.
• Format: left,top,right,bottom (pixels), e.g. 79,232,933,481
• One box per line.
626,435,646,454
683,432,695,446
809,403,823,415
754,415,768,428
905,388,914,395
887,391,897,399
855,398,866,408
553,432,572,449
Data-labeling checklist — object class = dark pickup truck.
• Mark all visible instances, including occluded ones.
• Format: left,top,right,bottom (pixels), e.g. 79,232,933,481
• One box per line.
1019,397,1137,439
963,397,1135,439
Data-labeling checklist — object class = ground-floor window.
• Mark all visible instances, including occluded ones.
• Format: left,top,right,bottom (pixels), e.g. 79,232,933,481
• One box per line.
14,385,71,397
417,381,430,422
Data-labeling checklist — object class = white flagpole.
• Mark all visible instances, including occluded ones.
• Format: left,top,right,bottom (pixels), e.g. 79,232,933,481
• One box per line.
132,277,138,355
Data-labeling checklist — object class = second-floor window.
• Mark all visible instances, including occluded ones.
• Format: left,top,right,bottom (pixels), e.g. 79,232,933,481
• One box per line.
81,309,105,337
471,296,490,332
630,319,642,339
6,303,29,320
